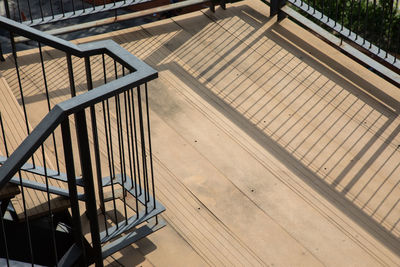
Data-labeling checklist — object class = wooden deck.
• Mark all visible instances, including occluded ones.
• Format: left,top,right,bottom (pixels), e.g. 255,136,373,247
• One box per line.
1,0,400,265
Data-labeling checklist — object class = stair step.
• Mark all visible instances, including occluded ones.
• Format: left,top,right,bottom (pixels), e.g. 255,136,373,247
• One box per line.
101,219,166,259
102,174,156,206
0,156,84,186
0,183,20,200
0,258,46,267
100,201,164,243
100,173,165,243
103,188,124,202
9,177,85,201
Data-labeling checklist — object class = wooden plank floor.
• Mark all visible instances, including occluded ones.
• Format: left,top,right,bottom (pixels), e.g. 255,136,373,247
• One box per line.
1,0,400,265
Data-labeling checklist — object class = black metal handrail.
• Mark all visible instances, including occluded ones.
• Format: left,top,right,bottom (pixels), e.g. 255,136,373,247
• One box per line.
0,15,157,188
0,15,161,266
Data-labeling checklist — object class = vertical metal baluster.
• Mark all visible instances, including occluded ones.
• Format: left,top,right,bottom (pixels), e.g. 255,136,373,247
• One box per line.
81,0,86,13
85,57,107,232
0,113,9,158
102,99,116,232
106,99,119,227
144,84,156,212
377,0,387,53
0,43,4,62
61,119,87,266
0,206,10,267
15,0,22,21
39,43,60,174
11,37,35,167
312,0,316,14
327,0,332,22
92,0,96,11
0,112,10,266
38,0,44,21
115,94,129,225
101,55,112,235
385,0,394,57
26,0,33,23
66,53,77,97
49,0,55,19
355,0,362,40
137,86,150,213
334,0,340,27
320,0,324,18
71,0,76,15
3,0,11,20
370,0,377,48
340,0,345,31
75,110,103,267
395,25,400,63
60,0,65,17
101,54,107,85
349,0,355,36
124,92,134,188
41,144,58,265
18,170,35,266
130,88,142,196
363,0,369,44
127,90,139,218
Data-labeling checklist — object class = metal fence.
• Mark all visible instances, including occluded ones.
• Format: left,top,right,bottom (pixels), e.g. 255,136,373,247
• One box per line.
271,0,400,73
0,15,164,266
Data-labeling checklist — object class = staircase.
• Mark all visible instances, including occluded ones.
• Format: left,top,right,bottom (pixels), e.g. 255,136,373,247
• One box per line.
0,15,165,266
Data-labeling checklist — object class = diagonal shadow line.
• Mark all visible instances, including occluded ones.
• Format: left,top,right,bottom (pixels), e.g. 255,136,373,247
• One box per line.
157,61,400,256
356,144,400,207
333,119,396,188
271,25,400,113
256,69,322,127
373,175,400,219
317,112,384,178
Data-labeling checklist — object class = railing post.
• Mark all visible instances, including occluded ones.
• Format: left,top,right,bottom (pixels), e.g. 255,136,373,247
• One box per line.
75,111,103,267
84,56,106,216
0,43,4,62
61,118,87,266
0,0,9,61
3,0,11,18
270,0,287,21
221,0,226,10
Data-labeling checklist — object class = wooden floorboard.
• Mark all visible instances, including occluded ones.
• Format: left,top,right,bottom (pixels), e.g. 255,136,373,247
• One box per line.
0,0,400,265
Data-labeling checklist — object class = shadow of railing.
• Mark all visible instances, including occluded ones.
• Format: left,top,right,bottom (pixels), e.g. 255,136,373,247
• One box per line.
128,4,400,255
1,1,399,258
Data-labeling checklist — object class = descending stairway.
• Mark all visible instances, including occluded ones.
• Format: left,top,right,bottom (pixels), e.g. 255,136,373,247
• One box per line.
0,13,166,264
0,72,165,264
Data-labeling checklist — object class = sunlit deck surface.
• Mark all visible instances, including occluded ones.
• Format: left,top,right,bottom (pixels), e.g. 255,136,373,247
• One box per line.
1,0,400,265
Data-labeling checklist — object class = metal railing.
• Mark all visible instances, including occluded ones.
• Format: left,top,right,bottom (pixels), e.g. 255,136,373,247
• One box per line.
3,0,155,27
0,15,164,266
270,0,400,84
